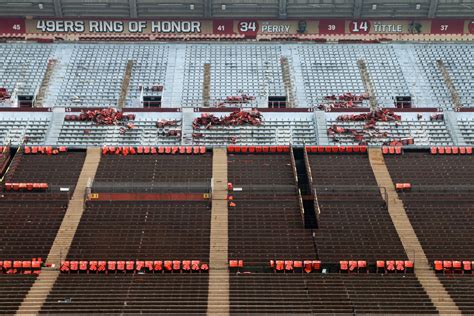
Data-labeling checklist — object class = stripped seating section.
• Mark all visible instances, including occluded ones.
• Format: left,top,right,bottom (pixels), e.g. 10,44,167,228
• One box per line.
230,274,436,314
0,150,85,314
385,151,474,314
66,201,211,261
0,275,38,315
41,153,212,314
5,150,86,192
384,152,474,261
227,152,316,266
41,274,209,314
95,152,212,185
308,152,407,263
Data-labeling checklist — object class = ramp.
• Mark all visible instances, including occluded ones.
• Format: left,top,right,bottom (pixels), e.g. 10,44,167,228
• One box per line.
207,147,229,315
368,148,460,315
16,147,102,315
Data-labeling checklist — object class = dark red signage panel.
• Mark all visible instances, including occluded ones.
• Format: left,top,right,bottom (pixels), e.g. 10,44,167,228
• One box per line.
213,19,234,35
431,19,464,34
0,18,25,34
319,19,345,35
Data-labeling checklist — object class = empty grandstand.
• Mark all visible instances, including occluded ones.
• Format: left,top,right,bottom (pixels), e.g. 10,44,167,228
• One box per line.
0,0,473,314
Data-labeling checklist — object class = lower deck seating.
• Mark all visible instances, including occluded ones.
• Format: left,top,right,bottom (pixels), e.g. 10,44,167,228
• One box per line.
41,274,208,314
228,153,314,265
228,153,295,187
0,199,67,260
0,275,37,315
230,273,436,314
67,201,211,261
309,154,407,262
94,154,212,186
385,152,474,262
5,151,86,191
438,275,474,314
229,200,315,265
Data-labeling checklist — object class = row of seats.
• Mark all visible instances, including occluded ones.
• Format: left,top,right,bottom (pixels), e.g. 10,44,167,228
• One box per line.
0,259,42,270
24,146,67,155
4,182,48,191
102,145,206,155
60,260,208,273
228,145,290,153
430,146,473,154
306,145,367,153
382,146,403,154
434,260,474,273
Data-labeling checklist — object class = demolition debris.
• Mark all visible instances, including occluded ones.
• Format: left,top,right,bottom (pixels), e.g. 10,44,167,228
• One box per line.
328,109,413,145
318,93,369,111
192,109,263,130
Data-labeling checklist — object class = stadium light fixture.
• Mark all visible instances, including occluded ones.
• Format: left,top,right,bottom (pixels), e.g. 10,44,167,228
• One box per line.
83,3,109,7
2,2,33,6
372,4,376,10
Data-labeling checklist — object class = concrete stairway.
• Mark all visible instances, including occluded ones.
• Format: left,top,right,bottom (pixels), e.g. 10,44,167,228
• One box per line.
368,148,461,315
16,147,102,315
203,63,211,107
44,107,65,145
280,56,295,108
437,60,462,110
35,59,57,107
357,59,377,110
207,148,229,315
117,60,134,109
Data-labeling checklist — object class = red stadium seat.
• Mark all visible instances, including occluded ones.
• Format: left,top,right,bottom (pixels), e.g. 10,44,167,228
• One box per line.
108,261,116,271
154,261,163,271
191,260,200,271
182,260,191,271
339,261,348,272
434,260,443,272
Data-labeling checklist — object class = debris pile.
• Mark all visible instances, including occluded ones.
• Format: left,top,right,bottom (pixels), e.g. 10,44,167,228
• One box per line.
139,85,163,92
0,88,10,100
214,94,256,107
430,113,444,121
318,93,369,111
383,138,415,146
328,109,406,145
156,119,180,128
192,109,263,130
65,108,136,125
